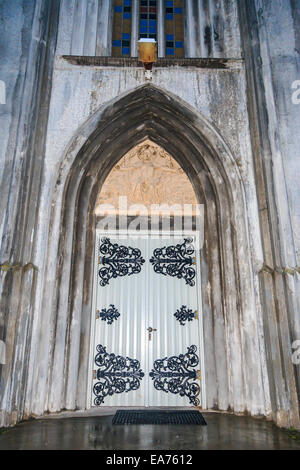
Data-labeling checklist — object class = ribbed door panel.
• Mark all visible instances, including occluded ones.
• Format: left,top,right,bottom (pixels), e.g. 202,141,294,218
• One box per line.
148,236,201,407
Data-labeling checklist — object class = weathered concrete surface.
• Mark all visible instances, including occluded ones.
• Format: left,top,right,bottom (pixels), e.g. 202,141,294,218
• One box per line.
0,0,299,433
0,0,60,427
56,0,241,59
1,412,300,450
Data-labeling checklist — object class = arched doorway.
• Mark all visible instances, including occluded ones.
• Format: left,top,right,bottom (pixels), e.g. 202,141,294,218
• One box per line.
27,84,266,420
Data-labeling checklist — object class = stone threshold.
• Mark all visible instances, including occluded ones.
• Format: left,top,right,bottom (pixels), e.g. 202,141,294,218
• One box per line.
37,407,254,421
38,407,194,420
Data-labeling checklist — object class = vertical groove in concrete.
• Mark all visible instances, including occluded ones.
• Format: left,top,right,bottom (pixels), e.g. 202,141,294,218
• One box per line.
131,0,139,57
157,0,165,58
0,0,60,427
55,0,76,55
83,0,99,56
185,0,198,58
96,0,113,56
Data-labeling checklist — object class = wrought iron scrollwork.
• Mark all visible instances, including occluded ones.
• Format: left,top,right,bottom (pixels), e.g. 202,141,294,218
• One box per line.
97,305,120,325
174,305,196,326
149,345,200,406
149,238,196,286
98,237,145,286
93,345,145,405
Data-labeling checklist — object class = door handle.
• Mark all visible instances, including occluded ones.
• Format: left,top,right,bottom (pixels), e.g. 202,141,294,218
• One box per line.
147,327,157,341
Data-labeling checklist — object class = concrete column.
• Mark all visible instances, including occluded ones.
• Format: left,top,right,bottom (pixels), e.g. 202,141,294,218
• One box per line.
131,0,139,57
157,0,165,58
0,80,5,105
197,0,205,57
96,0,113,56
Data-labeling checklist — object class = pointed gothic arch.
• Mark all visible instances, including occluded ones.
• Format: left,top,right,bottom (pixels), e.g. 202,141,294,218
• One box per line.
27,84,267,418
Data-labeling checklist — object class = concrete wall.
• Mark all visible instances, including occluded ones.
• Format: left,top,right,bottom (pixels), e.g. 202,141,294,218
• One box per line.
0,0,299,430
258,0,300,267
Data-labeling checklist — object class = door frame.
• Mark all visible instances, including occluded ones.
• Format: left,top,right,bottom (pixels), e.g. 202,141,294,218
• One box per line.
86,229,207,409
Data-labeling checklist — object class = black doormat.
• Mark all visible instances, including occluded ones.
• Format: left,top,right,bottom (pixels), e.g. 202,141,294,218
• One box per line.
112,409,207,425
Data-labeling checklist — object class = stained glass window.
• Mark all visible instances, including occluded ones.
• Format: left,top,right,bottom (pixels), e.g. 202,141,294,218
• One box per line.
139,0,157,41
112,0,184,58
112,0,132,57
165,0,184,58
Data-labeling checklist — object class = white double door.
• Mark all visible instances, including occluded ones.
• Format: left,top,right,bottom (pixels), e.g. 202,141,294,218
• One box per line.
89,232,204,408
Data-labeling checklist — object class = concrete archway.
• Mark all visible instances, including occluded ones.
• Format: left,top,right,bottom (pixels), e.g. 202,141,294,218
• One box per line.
27,84,267,419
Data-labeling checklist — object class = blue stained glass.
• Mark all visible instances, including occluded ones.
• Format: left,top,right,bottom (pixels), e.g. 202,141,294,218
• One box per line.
166,1,173,6
122,33,130,39
138,2,158,40
124,0,131,5
113,40,121,47
166,47,174,55
122,47,130,54
174,7,182,14
123,12,131,18
166,13,173,20
115,6,122,12
175,41,183,48
166,34,174,40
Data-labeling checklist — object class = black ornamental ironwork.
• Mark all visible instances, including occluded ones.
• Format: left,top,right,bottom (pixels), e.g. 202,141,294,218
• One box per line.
149,238,196,286
98,237,145,286
93,345,145,405
149,345,200,406
97,305,120,325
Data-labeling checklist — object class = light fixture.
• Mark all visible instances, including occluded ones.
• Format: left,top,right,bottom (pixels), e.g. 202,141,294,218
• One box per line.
138,38,157,80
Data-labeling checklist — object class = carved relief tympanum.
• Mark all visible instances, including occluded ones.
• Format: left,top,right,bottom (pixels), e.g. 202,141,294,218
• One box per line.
95,140,197,215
